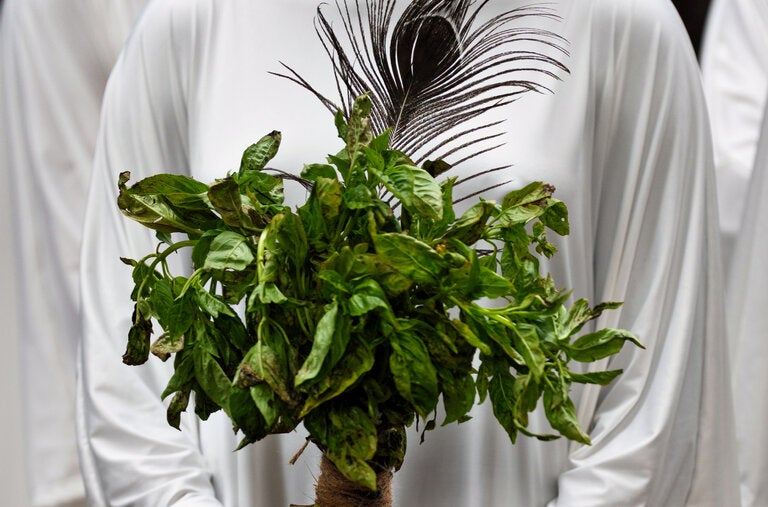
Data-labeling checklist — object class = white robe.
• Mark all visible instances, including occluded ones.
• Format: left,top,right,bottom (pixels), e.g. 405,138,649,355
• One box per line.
0,1,148,505
701,2,768,506
0,5,28,506
724,96,768,507
700,0,768,270
78,0,739,505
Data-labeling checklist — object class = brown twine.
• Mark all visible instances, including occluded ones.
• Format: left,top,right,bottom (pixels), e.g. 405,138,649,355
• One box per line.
313,454,393,507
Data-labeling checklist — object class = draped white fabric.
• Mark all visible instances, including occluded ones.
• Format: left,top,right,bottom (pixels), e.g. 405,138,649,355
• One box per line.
701,2,768,506
724,97,768,507
0,5,29,505
700,0,768,270
78,0,738,506
0,1,148,505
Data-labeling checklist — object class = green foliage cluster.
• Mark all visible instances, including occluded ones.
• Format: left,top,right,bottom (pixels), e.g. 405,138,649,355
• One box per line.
117,95,640,491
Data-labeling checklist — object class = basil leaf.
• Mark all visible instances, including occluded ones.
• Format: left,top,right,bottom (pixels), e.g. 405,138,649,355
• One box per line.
389,327,439,418
371,161,443,220
568,328,643,362
373,233,446,285
239,131,281,174
440,371,475,425
204,231,254,271
489,369,518,444
569,369,623,385
295,301,339,387
300,339,375,417
193,340,232,411
167,389,190,430
543,380,590,445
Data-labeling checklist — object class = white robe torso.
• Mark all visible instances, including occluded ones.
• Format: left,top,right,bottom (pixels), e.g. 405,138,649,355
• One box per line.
78,1,739,506
0,1,148,505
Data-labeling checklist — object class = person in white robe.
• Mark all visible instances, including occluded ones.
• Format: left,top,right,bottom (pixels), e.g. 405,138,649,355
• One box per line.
722,96,768,507
0,1,148,505
701,2,768,505
78,0,739,505
700,0,768,270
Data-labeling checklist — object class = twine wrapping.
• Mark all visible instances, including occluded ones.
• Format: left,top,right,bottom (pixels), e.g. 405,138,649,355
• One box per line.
312,454,393,507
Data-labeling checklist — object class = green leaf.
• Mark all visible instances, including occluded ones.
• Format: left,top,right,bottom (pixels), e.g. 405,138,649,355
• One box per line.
228,387,268,441
318,270,351,296
543,380,590,444
239,131,281,174
237,318,295,404
273,212,308,266
347,94,373,153
148,278,174,323
193,342,232,411
204,231,254,271
501,181,554,208
449,319,492,356
511,373,539,428
167,292,197,341
167,389,190,430
121,173,210,210
474,267,513,299
250,383,281,428
343,185,375,210
373,233,446,285
389,327,439,418
195,285,236,318
161,353,194,399
300,339,375,417
301,163,337,181
323,405,378,491
192,384,221,421
295,301,339,387
541,198,569,235
347,279,391,317
569,369,624,385
207,178,254,230
371,160,443,220
315,177,342,219
441,371,476,425
511,323,546,381
117,173,210,234
443,200,495,245
568,328,643,362
248,282,287,305
489,369,518,444
213,313,251,353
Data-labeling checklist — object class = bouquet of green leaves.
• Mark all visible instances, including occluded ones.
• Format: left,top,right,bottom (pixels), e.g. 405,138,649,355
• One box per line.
117,94,640,502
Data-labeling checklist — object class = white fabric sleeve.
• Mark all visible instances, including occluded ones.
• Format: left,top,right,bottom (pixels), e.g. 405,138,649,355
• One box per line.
550,1,740,505
77,2,222,505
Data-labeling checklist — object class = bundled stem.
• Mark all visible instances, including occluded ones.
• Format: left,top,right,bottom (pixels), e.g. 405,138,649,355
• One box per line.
315,454,393,507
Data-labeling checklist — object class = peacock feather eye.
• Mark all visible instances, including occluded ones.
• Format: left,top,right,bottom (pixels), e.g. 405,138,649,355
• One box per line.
274,0,568,168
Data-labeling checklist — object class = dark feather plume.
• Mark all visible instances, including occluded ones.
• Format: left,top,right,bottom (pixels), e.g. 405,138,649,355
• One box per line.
274,0,568,167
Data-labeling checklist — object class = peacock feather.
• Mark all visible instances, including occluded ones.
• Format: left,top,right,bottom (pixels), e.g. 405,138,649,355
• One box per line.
274,0,568,168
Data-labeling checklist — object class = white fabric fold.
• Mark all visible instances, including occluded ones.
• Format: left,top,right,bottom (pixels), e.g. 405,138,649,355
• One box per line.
702,3,768,505
724,96,768,507
701,0,768,270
